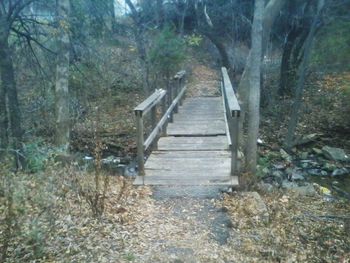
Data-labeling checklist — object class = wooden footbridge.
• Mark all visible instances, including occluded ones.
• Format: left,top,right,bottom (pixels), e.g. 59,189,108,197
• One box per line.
133,68,241,186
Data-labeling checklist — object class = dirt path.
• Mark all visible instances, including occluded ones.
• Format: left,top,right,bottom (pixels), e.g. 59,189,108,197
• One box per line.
186,64,221,97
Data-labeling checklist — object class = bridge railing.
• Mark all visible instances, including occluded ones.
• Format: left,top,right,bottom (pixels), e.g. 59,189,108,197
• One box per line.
221,67,241,176
134,70,187,175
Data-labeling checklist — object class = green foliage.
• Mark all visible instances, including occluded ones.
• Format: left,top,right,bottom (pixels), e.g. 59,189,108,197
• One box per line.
312,20,350,70
185,34,203,47
0,170,54,261
149,27,185,78
23,139,48,173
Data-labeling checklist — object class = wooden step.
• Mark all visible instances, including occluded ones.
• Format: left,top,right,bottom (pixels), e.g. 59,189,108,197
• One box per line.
157,136,229,151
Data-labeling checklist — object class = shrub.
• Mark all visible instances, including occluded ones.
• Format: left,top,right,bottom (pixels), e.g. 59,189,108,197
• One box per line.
149,26,185,80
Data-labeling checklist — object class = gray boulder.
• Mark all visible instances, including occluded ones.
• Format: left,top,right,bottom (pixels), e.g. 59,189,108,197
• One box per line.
331,168,349,177
322,146,349,162
281,180,317,196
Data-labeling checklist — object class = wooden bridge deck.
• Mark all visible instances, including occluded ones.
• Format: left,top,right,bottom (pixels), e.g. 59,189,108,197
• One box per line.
134,97,239,186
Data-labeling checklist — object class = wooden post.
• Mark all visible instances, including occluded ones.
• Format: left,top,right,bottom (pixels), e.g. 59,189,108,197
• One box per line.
230,115,240,176
174,79,179,113
135,111,145,175
168,82,174,123
180,76,185,105
161,95,167,136
151,106,158,150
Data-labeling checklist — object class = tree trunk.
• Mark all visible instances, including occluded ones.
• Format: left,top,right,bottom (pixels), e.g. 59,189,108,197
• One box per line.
203,32,234,79
285,0,325,149
245,0,263,175
238,0,287,157
0,39,9,153
279,26,303,96
0,36,24,166
55,0,71,149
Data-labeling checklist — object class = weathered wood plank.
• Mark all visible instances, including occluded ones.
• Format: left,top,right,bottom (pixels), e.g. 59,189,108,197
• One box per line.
221,68,240,117
157,136,229,151
167,123,226,136
145,158,230,171
134,89,166,115
134,175,238,186
150,150,231,158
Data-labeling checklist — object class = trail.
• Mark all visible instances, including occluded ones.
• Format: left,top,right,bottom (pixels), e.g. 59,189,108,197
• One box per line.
124,64,237,262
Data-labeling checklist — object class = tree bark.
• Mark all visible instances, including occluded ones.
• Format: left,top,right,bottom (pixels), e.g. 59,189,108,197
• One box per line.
55,0,71,149
0,39,9,152
0,38,25,167
279,27,301,96
284,0,325,149
245,0,264,175
237,0,287,155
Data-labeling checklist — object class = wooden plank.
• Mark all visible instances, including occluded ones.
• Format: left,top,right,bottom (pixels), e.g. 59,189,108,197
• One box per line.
221,81,232,146
167,123,226,136
157,136,229,151
150,150,231,158
174,115,224,121
134,175,238,186
134,89,166,115
145,157,230,170
221,68,241,117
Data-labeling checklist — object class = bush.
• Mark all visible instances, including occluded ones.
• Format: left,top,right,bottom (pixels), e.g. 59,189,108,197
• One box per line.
149,26,185,79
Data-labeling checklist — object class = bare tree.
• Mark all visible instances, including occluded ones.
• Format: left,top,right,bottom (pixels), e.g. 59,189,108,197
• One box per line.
237,0,287,171
284,0,326,149
0,0,37,164
245,0,264,174
55,0,71,149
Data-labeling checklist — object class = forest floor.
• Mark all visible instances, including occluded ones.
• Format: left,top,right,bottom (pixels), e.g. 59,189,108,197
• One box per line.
54,65,350,262
2,62,350,263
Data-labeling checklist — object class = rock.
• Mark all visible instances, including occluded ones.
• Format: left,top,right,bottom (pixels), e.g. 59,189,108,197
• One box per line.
307,169,328,176
285,168,304,181
322,163,337,172
322,146,349,162
299,152,309,159
291,171,305,181
332,181,340,186
273,163,285,170
282,180,317,196
312,148,323,155
241,192,269,224
257,182,274,193
280,149,292,162
293,133,320,146
102,155,121,164
272,170,284,179
331,168,349,177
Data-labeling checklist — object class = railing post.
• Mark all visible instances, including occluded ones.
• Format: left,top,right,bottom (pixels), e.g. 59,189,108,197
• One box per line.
135,110,145,175
168,82,174,123
230,115,239,176
174,79,179,113
180,76,186,105
161,95,167,136
151,106,158,150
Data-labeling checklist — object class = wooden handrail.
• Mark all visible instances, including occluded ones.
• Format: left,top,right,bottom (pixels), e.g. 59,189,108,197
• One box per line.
221,68,241,117
221,67,241,176
134,89,166,116
134,70,187,175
